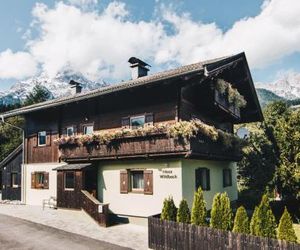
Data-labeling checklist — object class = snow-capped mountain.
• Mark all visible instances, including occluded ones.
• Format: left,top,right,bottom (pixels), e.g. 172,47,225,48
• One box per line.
256,72,300,100
0,72,108,106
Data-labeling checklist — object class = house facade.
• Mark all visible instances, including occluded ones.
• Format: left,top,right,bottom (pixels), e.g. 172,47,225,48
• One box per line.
0,144,22,201
0,53,263,225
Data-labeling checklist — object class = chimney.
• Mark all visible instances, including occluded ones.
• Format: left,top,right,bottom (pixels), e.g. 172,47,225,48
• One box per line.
69,80,82,94
128,57,150,79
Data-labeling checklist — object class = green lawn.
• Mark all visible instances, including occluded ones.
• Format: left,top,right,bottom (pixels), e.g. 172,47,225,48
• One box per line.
294,224,300,243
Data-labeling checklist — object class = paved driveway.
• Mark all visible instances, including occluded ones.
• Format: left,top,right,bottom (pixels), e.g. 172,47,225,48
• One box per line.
0,214,130,250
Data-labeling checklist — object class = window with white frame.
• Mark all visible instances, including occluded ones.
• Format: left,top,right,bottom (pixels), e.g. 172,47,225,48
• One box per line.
38,131,47,146
130,116,145,129
83,125,94,135
67,126,74,136
130,170,144,191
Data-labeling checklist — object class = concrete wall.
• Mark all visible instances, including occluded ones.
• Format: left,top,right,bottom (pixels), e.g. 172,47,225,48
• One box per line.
182,160,238,210
98,160,182,217
24,163,66,206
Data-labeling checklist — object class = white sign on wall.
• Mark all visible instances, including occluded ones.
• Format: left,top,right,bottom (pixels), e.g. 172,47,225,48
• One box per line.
159,169,177,179
98,204,103,213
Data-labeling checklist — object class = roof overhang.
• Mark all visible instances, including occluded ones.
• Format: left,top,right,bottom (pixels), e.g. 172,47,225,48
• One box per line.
53,163,92,171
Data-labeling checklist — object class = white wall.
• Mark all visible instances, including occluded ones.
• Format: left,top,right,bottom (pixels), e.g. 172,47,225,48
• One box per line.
182,160,238,210
98,160,182,217
24,163,66,206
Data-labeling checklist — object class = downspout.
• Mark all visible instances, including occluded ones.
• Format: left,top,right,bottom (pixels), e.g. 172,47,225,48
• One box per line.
0,115,26,204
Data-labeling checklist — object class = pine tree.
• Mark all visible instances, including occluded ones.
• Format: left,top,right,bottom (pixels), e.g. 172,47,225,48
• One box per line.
210,192,233,230
161,196,177,221
24,84,52,106
177,199,190,223
277,207,297,243
250,206,259,235
191,187,207,226
252,195,277,238
233,206,249,234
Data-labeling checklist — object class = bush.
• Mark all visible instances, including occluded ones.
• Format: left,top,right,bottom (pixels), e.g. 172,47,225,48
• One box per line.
161,196,177,221
210,192,233,230
177,199,190,223
191,187,207,226
277,207,297,242
251,195,277,238
233,206,249,234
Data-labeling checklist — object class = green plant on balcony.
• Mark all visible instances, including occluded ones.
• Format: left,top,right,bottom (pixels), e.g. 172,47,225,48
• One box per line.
216,79,247,109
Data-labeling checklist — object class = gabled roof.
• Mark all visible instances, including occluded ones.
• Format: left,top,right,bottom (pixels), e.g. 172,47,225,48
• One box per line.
0,144,23,168
0,52,263,122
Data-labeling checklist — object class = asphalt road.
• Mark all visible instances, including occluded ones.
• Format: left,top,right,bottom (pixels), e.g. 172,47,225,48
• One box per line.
0,214,131,250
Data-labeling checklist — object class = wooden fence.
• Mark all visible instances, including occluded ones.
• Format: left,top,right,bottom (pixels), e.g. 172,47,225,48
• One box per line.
148,216,300,250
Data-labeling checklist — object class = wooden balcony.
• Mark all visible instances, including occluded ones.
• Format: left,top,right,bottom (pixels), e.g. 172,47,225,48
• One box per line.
59,133,241,162
214,90,240,119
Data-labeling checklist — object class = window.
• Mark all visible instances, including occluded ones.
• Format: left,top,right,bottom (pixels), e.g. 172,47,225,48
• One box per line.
83,125,94,135
195,168,210,191
38,131,47,146
130,116,145,129
11,173,18,188
223,169,232,187
64,172,75,190
67,126,74,136
31,172,49,189
130,170,144,191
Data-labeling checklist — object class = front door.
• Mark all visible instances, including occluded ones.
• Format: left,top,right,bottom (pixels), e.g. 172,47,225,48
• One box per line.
84,167,98,198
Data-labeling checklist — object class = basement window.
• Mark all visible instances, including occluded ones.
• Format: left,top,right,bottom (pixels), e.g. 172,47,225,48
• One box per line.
38,131,47,146
64,172,75,190
67,126,74,136
130,170,144,192
31,172,49,189
83,125,94,135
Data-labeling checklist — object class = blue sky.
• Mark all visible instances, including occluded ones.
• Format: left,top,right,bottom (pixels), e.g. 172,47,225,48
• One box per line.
0,0,299,91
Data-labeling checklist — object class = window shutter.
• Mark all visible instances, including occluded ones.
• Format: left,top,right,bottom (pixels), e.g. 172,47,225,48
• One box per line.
73,125,77,135
145,113,154,126
121,117,130,129
229,169,232,186
62,127,67,136
206,169,210,190
144,170,153,195
33,134,38,147
43,172,49,189
223,169,226,187
16,173,21,186
31,173,36,188
46,131,51,146
6,173,11,187
120,170,128,193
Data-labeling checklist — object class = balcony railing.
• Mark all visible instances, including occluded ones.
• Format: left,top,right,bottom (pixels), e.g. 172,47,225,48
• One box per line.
59,133,241,162
214,90,240,118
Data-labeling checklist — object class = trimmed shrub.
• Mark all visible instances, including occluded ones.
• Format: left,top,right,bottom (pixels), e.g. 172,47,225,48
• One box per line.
233,206,250,234
191,187,207,226
177,199,190,223
161,196,177,221
250,206,259,235
210,192,233,230
251,195,277,238
277,207,297,242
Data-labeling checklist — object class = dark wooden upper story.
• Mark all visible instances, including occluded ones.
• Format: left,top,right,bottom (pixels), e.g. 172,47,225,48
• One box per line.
1,53,263,164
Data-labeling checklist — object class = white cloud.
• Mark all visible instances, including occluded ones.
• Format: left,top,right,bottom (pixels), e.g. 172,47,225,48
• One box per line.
0,49,37,79
1,0,300,81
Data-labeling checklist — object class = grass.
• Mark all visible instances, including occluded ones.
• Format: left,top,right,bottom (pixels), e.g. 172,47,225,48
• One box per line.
294,224,300,244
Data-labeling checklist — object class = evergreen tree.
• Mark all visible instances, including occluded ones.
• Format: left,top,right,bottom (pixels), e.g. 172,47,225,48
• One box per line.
191,187,207,226
277,207,297,243
252,195,277,238
250,206,259,235
210,192,233,230
161,196,177,221
24,84,52,106
233,206,250,234
177,199,190,223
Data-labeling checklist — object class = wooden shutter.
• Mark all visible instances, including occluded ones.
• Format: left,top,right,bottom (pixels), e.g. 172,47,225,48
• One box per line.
33,134,38,147
120,170,128,193
206,169,210,191
43,172,49,189
144,170,153,195
121,117,130,129
6,173,11,187
46,131,51,146
31,172,36,188
223,169,226,187
145,113,154,127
